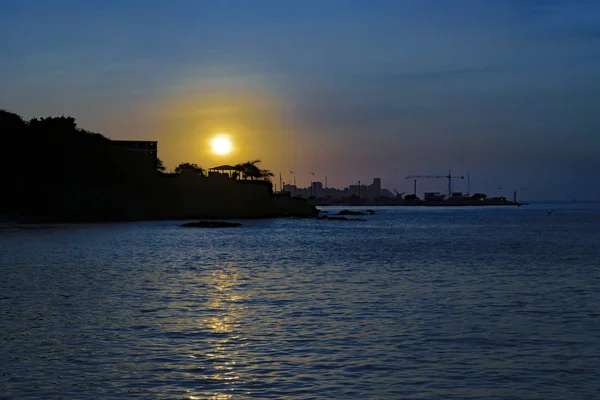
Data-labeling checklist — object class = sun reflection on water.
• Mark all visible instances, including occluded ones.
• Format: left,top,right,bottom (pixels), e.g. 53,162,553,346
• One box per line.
190,395,233,400
187,266,248,397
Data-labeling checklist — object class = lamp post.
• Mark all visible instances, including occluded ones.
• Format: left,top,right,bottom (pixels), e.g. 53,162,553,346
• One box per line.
290,171,296,196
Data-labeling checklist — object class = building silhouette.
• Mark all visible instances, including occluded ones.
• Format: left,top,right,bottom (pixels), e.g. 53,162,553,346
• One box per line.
369,178,381,198
311,181,324,198
289,177,390,201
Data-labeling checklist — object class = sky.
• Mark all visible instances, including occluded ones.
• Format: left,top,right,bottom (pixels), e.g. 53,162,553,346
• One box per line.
1,0,599,200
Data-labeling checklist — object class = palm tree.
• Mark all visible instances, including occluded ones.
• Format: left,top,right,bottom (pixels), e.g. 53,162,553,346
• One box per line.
235,159,273,181
260,169,274,180
236,160,261,180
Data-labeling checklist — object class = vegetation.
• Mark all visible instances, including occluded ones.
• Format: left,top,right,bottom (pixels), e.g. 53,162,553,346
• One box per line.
1,110,153,183
157,158,166,172
0,109,318,220
0,110,159,216
174,162,204,175
236,159,274,181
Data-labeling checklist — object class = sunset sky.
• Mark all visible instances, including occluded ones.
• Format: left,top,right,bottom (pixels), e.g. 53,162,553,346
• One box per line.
2,0,599,200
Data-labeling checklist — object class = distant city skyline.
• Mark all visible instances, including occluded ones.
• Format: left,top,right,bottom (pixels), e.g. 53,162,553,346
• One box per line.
282,177,386,199
281,175,505,201
2,0,599,200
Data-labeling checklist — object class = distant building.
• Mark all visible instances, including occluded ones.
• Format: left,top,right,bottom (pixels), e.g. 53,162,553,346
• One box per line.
290,176,392,201
368,178,381,199
348,184,368,198
283,184,297,196
311,181,324,198
111,140,158,169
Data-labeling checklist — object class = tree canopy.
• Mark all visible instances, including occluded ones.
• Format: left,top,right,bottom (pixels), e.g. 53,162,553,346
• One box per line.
157,158,166,172
175,162,204,175
235,159,274,181
0,109,26,129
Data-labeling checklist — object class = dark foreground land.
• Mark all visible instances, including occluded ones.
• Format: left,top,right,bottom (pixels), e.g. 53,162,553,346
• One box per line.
0,110,317,222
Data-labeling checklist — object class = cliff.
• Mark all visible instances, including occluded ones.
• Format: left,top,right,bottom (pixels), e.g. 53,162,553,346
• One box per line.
18,176,317,222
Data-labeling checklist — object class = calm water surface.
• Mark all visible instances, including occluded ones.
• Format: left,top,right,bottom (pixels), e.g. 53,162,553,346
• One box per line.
1,203,599,399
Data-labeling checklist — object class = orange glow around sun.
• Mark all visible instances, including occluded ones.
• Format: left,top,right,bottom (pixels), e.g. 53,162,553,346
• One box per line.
154,80,291,171
210,134,233,156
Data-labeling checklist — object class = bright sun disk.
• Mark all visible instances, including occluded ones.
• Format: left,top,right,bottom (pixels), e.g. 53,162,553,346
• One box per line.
210,135,233,156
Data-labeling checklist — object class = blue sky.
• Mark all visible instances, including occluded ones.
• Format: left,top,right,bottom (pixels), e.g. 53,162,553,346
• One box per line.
1,0,599,199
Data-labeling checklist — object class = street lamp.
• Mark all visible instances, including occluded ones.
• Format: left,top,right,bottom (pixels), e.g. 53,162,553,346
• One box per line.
290,171,296,196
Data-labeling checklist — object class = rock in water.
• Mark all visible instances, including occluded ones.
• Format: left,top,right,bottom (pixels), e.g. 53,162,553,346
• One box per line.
337,210,366,216
317,216,366,221
181,221,242,228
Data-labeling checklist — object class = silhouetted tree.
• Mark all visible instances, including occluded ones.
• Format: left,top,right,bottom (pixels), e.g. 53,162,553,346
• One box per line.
260,169,274,180
29,115,78,133
157,158,166,172
235,160,273,181
0,109,26,128
0,109,26,151
175,162,204,175
0,110,28,210
237,160,260,180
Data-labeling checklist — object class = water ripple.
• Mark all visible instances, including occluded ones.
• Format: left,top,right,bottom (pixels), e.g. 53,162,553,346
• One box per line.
1,204,599,398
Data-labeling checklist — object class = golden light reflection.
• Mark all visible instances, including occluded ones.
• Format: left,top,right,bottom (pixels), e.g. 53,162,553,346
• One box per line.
207,315,235,333
210,134,233,156
191,394,233,400
154,267,247,400
204,270,243,335
193,269,245,392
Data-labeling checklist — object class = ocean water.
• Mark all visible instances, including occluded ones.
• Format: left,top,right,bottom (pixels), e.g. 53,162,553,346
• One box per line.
1,203,599,399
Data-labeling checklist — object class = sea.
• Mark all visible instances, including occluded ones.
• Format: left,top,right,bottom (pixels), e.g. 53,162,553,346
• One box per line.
1,202,599,399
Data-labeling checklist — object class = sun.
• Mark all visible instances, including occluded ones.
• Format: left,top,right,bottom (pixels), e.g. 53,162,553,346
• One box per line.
210,134,233,156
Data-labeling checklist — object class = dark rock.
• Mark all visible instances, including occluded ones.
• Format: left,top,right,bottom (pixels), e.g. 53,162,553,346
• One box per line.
181,221,242,228
365,209,376,214
336,210,366,216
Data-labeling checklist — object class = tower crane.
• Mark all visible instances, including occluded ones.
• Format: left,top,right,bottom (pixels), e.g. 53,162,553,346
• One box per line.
405,170,464,198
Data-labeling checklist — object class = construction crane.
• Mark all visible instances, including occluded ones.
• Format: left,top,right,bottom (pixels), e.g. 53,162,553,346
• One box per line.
393,189,406,198
405,170,464,198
